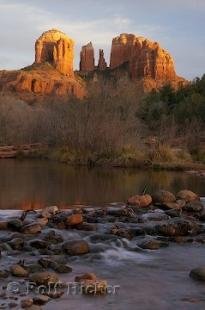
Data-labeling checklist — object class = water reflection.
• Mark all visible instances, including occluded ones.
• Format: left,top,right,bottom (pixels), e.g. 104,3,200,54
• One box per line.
0,159,205,209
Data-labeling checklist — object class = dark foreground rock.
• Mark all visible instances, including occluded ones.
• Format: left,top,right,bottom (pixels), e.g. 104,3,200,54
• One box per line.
190,267,205,281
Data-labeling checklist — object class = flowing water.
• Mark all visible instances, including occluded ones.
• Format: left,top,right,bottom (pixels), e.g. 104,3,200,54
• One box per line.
0,159,205,309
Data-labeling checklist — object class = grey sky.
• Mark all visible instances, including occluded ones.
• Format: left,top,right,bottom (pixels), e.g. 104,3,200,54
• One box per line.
0,0,204,79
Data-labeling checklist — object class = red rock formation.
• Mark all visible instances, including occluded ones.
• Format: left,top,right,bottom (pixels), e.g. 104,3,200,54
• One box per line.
98,49,107,71
35,29,74,77
110,33,177,82
80,42,95,72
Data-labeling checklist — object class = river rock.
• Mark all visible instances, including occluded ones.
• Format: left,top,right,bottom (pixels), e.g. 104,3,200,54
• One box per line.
152,190,176,204
190,267,205,281
43,230,63,244
22,223,42,234
183,201,204,212
0,221,8,230
141,210,169,222
177,190,199,202
0,270,9,279
8,238,24,250
29,272,59,286
138,238,169,250
8,219,23,231
66,214,83,226
127,194,152,207
36,217,48,227
33,295,49,305
30,239,48,249
75,273,97,282
10,264,28,277
62,240,90,255
21,298,33,308
110,226,133,239
41,206,59,219
76,223,97,231
156,218,201,237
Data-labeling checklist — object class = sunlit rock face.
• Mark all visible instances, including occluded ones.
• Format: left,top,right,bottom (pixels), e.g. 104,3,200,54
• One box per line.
35,29,74,77
110,33,176,81
79,42,95,72
98,49,107,71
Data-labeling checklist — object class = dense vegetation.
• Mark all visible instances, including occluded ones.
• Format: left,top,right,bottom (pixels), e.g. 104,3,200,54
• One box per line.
0,75,204,167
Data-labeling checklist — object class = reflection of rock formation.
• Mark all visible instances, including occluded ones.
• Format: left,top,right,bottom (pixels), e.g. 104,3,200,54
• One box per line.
35,29,74,76
98,49,107,71
80,42,95,72
110,33,176,81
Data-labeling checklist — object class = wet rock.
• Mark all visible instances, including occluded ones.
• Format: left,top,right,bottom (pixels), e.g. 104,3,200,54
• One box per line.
7,219,23,232
26,263,44,273
22,223,42,235
76,275,107,295
161,202,183,210
38,257,72,273
43,230,63,244
165,209,182,218
107,206,126,216
190,267,205,281
36,217,48,228
0,270,9,279
29,240,48,249
10,264,29,277
29,272,59,286
75,273,97,282
110,226,133,239
21,298,33,308
156,218,201,237
76,223,97,231
33,295,49,305
66,214,83,226
152,190,176,204
0,221,8,230
127,194,152,207
62,240,90,255
26,306,42,310
8,238,24,250
177,190,199,202
41,206,59,219
183,201,204,212
138,238,169,250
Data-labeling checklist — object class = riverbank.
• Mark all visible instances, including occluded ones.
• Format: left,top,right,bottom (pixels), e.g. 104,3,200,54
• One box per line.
0,189,205,309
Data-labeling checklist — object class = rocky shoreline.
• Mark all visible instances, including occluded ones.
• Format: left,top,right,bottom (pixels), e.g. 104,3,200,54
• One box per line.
0,189,205,309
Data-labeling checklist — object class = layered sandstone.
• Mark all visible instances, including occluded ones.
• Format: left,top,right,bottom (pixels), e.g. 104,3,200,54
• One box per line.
35,29,74,76
0,64,85,102
80,42,95,72
110,33,177,82
98,49,107,71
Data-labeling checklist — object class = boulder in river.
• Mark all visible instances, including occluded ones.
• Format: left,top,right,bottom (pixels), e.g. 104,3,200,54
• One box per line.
75,273,107,295
62,240,90,255
66,214,83,226
127,194,152,207
152,190,176,204
41,206,59,219
177,190,199,202
190,267,205,281
29,271,59,286
10,264,29,277
138,238,169,250
22,223,42,234
156,218,201,237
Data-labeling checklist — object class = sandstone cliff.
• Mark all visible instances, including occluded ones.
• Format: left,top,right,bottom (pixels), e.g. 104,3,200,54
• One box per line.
35,29,74,77
110,33,178,83
80,42,95,72
98,49,107,71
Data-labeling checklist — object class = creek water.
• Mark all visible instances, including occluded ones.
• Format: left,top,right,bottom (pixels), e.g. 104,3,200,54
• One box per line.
0,159,205,209
0,159,205,310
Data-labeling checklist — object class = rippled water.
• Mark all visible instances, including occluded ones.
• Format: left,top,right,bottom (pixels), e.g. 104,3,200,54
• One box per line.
0,159,205,209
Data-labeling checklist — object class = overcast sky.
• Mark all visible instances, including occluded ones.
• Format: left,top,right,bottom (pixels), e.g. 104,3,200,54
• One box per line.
0,0,204,79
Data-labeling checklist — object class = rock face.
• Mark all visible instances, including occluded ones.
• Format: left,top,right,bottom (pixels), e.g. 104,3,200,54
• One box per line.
35,29,74,76
98,49,107,71
110,33,176,81
80,42,95,72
